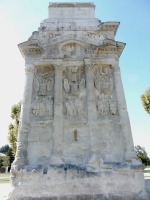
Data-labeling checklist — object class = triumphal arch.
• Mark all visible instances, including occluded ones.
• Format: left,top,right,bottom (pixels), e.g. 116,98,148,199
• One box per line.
8,3,148,200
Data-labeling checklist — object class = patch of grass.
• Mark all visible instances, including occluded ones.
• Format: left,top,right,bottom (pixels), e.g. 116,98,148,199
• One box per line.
0,180,10,184
0,173,10,177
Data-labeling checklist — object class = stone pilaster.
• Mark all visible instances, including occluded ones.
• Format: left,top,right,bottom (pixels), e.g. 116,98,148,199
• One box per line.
51,64,64,164
112,64,137,161
84,62,100,172
13,64,34,167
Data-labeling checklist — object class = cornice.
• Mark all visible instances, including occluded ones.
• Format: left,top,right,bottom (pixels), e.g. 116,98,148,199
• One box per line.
18,39,44,59
86,40,126,57
100,22,120,36
49,3,95,8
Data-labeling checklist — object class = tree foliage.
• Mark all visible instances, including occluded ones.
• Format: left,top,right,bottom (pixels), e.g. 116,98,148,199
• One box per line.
141,87,150,114
135,145,150,165
0,145,14,169
0,144,9,154
8,102,21,156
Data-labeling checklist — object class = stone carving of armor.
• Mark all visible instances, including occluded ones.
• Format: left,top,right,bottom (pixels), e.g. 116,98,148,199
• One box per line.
79,78,85,92
32,96,40,116
39,79,47,96
65,97,75,116
63,67,85,96
46,96,53,116
47,78,54,92
75,97,84,115
94,66,114,95
109,77,114,92
32,96,53,117
64,78,70,93
33,76,40,92
97,94,109,116
70,83,79,96
109,97,117,115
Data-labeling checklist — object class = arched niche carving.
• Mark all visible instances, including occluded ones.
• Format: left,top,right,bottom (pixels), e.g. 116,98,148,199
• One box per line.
60,41,84,58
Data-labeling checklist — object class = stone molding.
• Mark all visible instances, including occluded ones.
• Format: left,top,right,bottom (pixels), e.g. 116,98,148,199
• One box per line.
49,3,95,8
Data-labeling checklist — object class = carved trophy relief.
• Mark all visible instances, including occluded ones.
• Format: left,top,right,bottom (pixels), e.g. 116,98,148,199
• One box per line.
65,96,85,116
97,94,109,116
108,96,117,115
63,66,85,96
97,94,117,116
33,67,54,96
94,66,114,95
32,67,54,117
32,96,53,117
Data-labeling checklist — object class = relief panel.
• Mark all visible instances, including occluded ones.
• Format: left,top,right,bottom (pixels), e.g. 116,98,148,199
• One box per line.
94,66,117,118
31,66,55,120
62,66,87,121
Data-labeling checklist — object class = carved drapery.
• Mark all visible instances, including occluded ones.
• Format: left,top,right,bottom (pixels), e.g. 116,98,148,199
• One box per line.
112,64,136,160
13,64,35,167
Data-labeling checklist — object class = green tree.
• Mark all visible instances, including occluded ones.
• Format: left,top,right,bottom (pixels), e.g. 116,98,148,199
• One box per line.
1,156,10,168
135,145,150,165
0,144,9,154
8,102,21,156
7,148,14,165
141,87,150,114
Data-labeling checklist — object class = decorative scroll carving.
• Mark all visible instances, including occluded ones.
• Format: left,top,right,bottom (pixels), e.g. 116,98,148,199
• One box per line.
84,32,105,41
94,66,114,95
32,96,53,117
63,66,85,96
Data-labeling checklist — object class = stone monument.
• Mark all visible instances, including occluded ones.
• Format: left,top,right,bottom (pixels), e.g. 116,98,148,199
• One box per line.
8,3,148,200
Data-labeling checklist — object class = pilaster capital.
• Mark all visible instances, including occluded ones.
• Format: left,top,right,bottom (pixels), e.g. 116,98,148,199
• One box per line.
112,64,120,72
24,64,35,73
54,64,62,75
84,64,95,72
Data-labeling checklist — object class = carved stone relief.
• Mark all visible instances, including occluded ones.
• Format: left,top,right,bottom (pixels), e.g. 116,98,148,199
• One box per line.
32,96,53,117
61,43,84,59
63,66,86,117
84,31,105,41
63,66,85,96
32,66,54,118
94,66,117,116
65,96,85,116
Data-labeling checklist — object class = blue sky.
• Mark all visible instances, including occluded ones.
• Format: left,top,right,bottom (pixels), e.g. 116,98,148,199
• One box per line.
0,0,150,155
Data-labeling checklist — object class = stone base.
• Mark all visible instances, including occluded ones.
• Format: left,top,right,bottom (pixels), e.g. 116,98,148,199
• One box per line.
18,194,149,200
8,163,149,200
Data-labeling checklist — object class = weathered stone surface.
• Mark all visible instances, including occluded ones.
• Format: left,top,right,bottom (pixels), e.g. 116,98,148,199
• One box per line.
8,2,148,200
